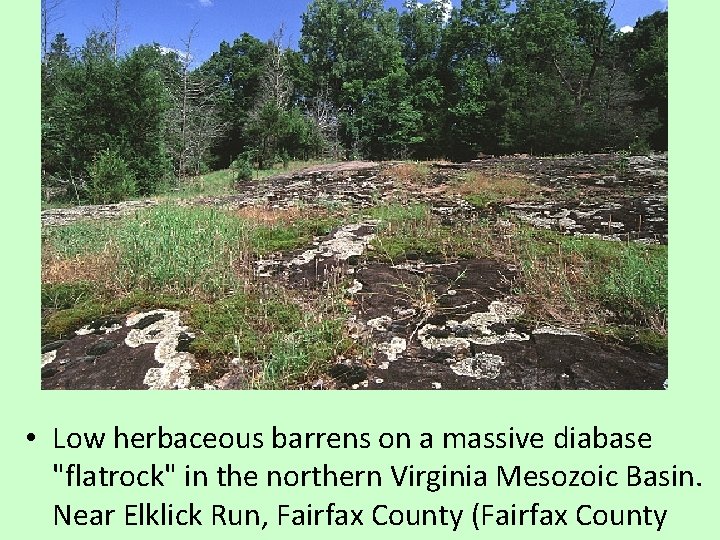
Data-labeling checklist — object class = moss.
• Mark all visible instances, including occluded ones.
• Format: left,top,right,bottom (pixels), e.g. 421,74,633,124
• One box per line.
42,292,193,343
187,291,349,388
250,217,339,254
593,325,668,356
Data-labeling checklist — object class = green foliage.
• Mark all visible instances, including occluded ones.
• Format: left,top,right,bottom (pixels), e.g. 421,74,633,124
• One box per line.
188,293,348,388
41,282,97,311
86,148,137,204
301,0,422,157
42,1,668,181
42,36,173,199
232,153,254,182
196,34,270,167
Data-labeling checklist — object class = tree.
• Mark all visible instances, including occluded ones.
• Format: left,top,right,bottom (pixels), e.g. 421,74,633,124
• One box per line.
42,32,173,199
247,28,323,168
163,29,229,180
196,34,269,167
619,11,667,149
441,0,514,157
41,0,64,60
398,0,449,157
300,0,421,157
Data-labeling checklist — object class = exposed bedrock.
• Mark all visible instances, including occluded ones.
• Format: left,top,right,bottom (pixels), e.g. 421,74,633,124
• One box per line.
348,259,666,390
41,310,197,390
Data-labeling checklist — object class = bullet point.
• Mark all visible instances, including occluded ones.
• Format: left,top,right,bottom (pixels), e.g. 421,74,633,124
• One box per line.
27,433,36,442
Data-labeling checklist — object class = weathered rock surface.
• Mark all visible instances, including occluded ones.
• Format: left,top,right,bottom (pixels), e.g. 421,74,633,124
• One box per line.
348,259,666,390
41,310,197,390
41,200,158,227
255,221,377,285
447,153,668,243
41,155,668,390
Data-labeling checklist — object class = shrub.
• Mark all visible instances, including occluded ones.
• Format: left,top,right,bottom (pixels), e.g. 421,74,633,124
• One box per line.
232,153,254,182
86,148,137,204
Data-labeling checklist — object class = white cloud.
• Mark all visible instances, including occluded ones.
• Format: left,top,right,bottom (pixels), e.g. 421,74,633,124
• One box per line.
158,46,192,63
620,26,634,34
198,0,213,7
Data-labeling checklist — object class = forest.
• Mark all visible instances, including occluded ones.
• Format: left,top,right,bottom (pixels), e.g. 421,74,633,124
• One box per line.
41,0,667,203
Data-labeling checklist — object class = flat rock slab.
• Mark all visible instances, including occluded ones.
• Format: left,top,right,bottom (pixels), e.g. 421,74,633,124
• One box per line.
196,168,389,211
41,200,158,227
255,221,378,286
41,310,197,390
506,194,667,243
441,153,668,243
263,161,379,179
348,259,666,390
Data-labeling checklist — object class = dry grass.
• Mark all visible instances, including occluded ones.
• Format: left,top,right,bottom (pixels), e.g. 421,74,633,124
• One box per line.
234,206,306,225
449,171,539,203
385,162,432,188
42,247,118,288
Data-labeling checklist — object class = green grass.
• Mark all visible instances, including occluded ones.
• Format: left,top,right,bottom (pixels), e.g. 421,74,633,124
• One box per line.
41,282,98,311
364,210,667,352
114,205,248,296
187,292,351,388
363,203,429,226
160,169,237,199
592,243,667,326
513,228,667,329
365,204,486,261
43,220,115,258
44,204,341,297
261,322,349,389
42,202,351,386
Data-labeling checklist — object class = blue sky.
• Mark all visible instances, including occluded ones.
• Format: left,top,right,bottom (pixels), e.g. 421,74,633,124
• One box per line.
46,0,668,64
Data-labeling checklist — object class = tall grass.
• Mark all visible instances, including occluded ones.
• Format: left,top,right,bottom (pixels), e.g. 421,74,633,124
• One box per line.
370,211,668,340
43,203,340,298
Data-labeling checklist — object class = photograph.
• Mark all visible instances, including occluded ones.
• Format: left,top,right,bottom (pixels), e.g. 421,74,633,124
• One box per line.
40,0,668,391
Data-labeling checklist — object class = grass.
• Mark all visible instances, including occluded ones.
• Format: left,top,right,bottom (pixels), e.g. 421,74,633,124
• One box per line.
185,287,353,388
366,204,487,261
367,209,667,352
449,170,540,207
512,228,667,332
41,200,351,388
43,203,340,297
363,203,429,226
384,162,432,186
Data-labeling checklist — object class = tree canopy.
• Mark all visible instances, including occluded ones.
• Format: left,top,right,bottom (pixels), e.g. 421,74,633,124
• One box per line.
42,0,668,201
